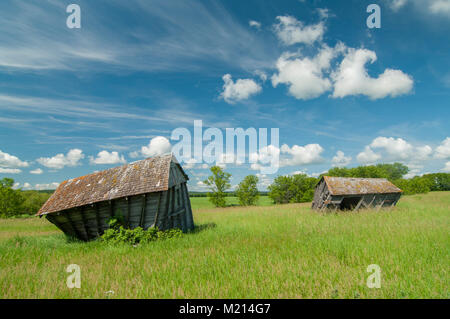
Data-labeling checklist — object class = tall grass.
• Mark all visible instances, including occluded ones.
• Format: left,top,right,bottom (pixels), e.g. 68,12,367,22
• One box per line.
0,192,448,298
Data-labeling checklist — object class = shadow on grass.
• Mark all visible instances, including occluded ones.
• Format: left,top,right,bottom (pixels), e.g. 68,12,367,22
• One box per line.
189,222,217,234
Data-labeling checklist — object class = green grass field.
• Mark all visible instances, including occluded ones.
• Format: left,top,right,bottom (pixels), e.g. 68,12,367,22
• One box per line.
0,192,448,298
189,195,273,209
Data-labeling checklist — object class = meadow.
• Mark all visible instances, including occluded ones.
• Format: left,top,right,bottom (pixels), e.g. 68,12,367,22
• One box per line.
0,192,448,298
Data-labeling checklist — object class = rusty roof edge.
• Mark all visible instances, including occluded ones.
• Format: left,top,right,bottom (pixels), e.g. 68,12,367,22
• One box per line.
323,176,402,195
36,154,174,216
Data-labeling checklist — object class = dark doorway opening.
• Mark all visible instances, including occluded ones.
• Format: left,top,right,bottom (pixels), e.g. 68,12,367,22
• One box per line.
340,197,362,210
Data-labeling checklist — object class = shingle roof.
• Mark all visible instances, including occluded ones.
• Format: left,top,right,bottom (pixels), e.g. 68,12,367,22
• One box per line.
322,176,402,196
37,154,185,216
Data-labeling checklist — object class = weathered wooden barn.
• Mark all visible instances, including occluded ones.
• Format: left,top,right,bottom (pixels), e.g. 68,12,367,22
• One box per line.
37,154,194,241
312,176,402,211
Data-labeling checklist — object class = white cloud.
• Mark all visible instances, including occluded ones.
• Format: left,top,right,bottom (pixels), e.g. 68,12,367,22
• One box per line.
357,146,382,165
291,170,309,176
254,70,267,82
332,150,352,167
0,150,29,168
30,168,43,175
89,151,126,165
37,149,84,170
0,1,275,73
250,145,281,173
23,182,32,189
435,137,450,159
311,171,327,178
387,0,450,17
388,0,409,11
255,173,272,189
34,182,60,190
370,137,414,160
280,143,324,166
332,48,414,99
415,145,433,161
403,163,425,179
249,20,261,29
220,74,262,104
131,136,172,158
430,0,450,16
271,44,344,100
182,158,203,169
0,168,22,174
357,137,433,164
273,15,325,46
442,161,450,172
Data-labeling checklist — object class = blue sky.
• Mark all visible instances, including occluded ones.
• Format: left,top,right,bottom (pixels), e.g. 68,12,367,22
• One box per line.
0,0,449,191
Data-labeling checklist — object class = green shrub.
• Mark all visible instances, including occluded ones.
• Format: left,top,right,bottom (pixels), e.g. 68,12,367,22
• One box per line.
325,163,409,181
203,166,232,207
268,174,318,204
393,177,431,195
0,178,24,218
101,218,182,245
236,175,259,206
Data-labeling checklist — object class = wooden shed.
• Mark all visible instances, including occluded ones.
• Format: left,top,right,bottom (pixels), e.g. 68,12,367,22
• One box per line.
312,176,402,212
37,154,194,241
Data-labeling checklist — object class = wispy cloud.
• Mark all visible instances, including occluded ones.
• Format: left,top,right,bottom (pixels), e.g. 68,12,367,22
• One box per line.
0,0,277,73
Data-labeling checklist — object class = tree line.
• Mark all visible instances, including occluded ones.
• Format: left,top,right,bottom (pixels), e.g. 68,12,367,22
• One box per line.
1,163,449,216
0,178,52,218
202,163,450,207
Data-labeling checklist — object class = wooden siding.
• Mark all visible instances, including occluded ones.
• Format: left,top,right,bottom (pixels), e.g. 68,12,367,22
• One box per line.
312,177,402,212
45,157,195,241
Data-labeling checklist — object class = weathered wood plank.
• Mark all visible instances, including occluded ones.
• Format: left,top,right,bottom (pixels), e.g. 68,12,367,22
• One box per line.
140,194,147,228
152,191,162,228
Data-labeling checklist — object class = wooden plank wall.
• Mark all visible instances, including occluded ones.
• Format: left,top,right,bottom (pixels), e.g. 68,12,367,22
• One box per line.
46,160,195,241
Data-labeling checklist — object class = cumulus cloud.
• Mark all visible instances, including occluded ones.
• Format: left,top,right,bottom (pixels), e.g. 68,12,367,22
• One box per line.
430,0,450,16
30,168,43,175
220,74,262,104
249,20,261,29
130,136,172,158
37,149,84,170
388,0,450,17
443,161,450,172
34,182,60,190
280,143,324,166
271,44,344,100
250,145,281,174
182,158,198,169
89,151,126,165
215,152,244,169
254,70,268,82
435,137,450,159
332,48,414,99
357,146,382,165
0,150,29,168
290,170,309,176
0,168,22,174
332,150,352,167
388,0,409,10
370,137,414,160
357,137,433,164
273,15,325,46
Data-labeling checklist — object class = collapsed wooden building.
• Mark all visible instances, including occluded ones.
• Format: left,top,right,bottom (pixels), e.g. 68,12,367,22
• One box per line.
37,154,194,241
312,176,402,211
